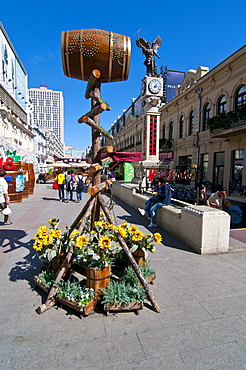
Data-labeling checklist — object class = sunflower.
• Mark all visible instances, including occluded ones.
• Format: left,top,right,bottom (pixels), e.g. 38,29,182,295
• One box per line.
51,230,62,239
154,232,162,244
94,221,103,227
33,240,43,251
117,226,128,238
128,225,138,234
70,230,79,238
42,235,54,245
132,231,144,241
103,221,111,229
98,236,111,249
76,235,89,249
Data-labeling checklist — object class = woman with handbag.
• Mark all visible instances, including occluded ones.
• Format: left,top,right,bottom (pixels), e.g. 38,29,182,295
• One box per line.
0,170,12,225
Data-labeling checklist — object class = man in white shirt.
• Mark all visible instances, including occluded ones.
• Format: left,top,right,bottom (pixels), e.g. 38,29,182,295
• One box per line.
0,170,11,224
207,187,228,209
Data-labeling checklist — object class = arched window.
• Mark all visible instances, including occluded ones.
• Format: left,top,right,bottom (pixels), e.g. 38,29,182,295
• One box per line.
162,125,166,139
203,103,210,130
169,122,173,141
235,85,246,108
189,111,194,135
179,115,184,138
218,95,226,114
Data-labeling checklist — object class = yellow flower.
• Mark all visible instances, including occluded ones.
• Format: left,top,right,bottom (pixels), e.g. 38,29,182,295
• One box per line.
98,236,111,249
48,218,58,224
90,230,95,234
103,221,111,229
110,225,117,230
94,221,102,226
70,230,79,238
33,241,43,251
128,225,138,234
43,235,53,245
76,235,89,249
118,226,128,238
154,232,162,244
51,230,62,239
119,222,128,228
132,231,144,241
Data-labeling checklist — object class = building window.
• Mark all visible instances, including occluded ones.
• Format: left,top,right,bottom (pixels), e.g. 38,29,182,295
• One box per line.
235,85,246,108
179,115,184,138
46,100,51,106
39,99,44,106
201,153,209,183
203,103,210,130
217,95,226,114
169,122,173,141
162,125,166,139
189,111,194,135
232,149,244,191
214,152,225,189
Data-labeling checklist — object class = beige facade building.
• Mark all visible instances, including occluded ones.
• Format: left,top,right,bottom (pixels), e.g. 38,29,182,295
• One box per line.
160,45,246,194
109,45,246,197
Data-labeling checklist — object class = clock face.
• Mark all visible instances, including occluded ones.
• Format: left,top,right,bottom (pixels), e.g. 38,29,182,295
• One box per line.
141,81,146,95
148,79,162,94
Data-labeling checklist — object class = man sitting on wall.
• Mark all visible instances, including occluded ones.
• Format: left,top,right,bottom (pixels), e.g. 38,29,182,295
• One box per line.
148,178,173,228
207,186,228,209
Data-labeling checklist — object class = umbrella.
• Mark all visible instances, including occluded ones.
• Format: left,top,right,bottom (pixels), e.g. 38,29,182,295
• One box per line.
69,162,90,168
53,161,71,168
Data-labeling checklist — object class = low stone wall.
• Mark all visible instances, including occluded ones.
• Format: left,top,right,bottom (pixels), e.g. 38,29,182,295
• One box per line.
112,181,230,254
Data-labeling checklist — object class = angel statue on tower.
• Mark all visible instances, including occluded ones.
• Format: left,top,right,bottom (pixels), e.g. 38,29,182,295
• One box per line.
136,33,162,77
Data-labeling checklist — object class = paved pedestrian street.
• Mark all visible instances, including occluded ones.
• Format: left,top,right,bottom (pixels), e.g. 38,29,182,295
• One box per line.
0,183,246,370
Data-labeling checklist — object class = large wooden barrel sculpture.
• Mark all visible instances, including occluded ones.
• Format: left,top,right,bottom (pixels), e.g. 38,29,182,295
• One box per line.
28,163,35,195
61,29,131,83
6,162,23,203
22,162,30,199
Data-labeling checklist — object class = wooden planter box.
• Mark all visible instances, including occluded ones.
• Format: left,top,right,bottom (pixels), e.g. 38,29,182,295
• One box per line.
86,265,111,298
58,297,97,317
33,276,51,294
145,273,156,284
132,249,146,265
34,276,96,317
104,301,143,316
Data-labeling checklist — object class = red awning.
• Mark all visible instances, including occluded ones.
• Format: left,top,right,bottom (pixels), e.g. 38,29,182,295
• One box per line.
101,152,142,163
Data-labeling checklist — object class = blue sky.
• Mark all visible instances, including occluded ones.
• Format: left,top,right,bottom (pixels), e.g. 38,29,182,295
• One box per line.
1,0,245,150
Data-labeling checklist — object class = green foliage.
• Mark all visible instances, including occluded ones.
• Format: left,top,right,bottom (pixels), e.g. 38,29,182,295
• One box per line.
101,281,146,307
123,262,156,286
57,279,94,307
36,270,57,288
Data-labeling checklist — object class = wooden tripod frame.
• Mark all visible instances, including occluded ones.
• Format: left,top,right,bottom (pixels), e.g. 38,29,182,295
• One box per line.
37,69,160,314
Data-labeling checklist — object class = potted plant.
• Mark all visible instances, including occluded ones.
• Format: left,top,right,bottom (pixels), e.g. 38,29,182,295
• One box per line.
33,218,71,272
101,280,146,315
122,261,156,285
56,278,96,316
33,270,57,293
116,223,162,265
74,219,122,297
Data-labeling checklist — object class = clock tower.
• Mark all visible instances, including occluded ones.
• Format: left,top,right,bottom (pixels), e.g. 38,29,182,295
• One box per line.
140,76,163,166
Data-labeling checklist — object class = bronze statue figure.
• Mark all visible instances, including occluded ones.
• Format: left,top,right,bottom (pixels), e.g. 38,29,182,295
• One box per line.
136,35,162,77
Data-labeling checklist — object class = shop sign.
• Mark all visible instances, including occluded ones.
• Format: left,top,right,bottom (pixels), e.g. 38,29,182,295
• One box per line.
0,157,15,170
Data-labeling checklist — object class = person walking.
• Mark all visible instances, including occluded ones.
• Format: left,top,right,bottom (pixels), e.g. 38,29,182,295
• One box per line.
0,170,12,225
65,170,75,202
55,169,65,201
75,171,84,202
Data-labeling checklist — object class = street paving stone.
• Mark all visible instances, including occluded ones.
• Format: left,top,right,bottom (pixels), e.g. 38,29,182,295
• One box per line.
0,182,246,369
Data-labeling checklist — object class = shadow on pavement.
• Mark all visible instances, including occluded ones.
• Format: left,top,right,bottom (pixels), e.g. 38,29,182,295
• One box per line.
112,195,195,253
0,229,42,284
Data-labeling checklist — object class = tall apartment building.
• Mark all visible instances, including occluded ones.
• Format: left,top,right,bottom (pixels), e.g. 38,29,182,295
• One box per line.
29,85,65,148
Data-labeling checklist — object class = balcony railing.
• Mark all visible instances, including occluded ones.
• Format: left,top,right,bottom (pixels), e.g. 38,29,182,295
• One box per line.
208,106,246,131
